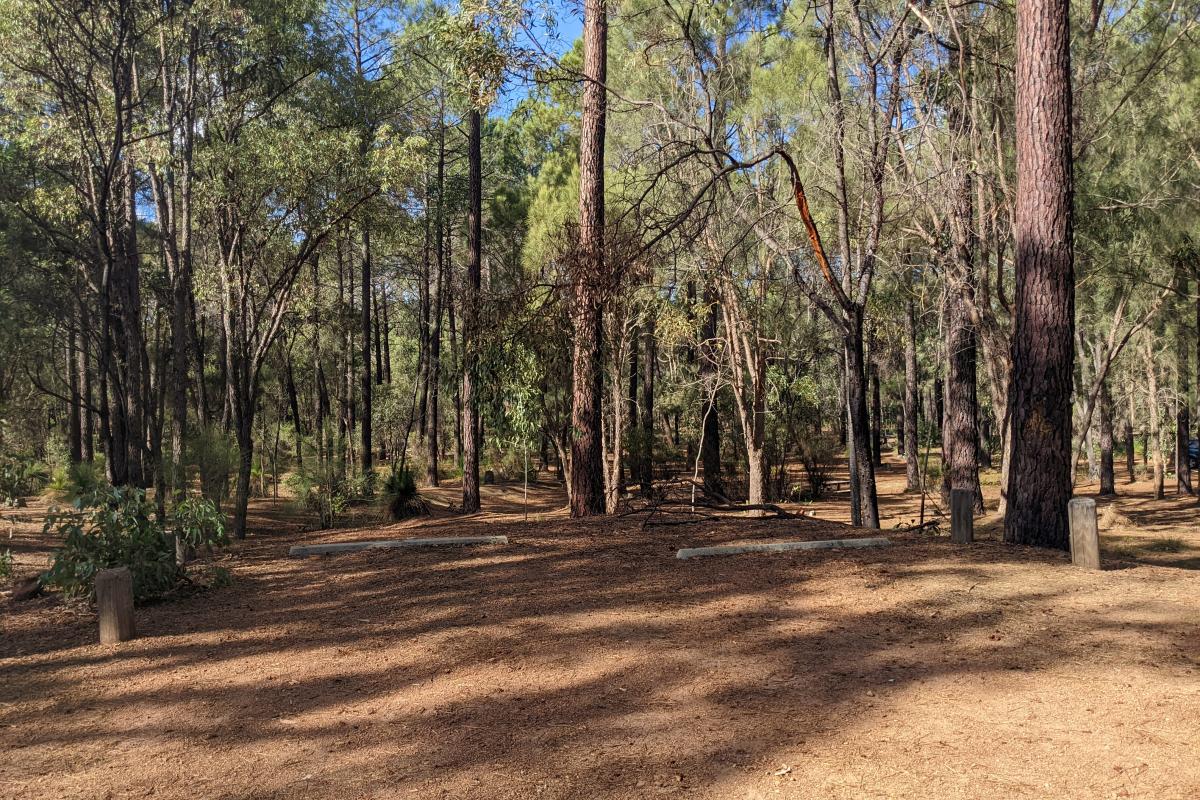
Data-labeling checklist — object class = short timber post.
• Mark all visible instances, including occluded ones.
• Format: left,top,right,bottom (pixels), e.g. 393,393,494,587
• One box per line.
950,488,974,544
96,567,136,644
1068,498,1101,570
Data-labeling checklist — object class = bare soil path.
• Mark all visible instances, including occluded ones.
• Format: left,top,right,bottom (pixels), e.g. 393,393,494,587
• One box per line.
2,459,1199,799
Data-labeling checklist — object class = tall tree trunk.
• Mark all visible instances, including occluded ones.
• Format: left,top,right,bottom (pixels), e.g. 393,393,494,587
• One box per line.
699,285,723,497
79,303,95,463
904,295,920,491
373,282,384,386
286,354,303,469
869,360,883,467
943,287,983,513
312,257,328,468
1125,387,1136,483
569,0,608,517
461,108,483,514
640,316,655,494
845,311,880,528
624,325,638,492
360,227,373,473
1005,0,1075,549
426,104,446,485
1145,335,1164,500
1098,373,1115,495
67,325,83,463
1176,289,1193,494
117,155,146,487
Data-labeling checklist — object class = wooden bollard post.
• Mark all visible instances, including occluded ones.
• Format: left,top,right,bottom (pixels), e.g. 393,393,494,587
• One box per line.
96,567,136,644
1068,498,1101,570
950,488,974,544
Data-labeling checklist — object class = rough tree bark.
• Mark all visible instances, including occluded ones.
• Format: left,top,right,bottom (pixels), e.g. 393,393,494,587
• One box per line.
1005,0,1076,550
569,0,608,517
904,293,920,492
461,108,482,514
1145,335,1164,500
1099,373,1115,495
1125,387,1136,483
360,226,373,473
869,360,883,467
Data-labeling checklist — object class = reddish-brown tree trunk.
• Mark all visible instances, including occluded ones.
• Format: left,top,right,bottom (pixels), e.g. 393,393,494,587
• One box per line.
1005,0,1075,549
570,0,608,517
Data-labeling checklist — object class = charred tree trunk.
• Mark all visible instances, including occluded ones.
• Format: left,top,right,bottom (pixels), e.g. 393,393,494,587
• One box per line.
461,108,483,514
845,311,880,528
1005,0,1075,549
79,303,95,463
942,288,983,513
427,104,446,486
569,0,608,517
1098,374,1115,495
869,361,883,467
360,227,373,473
624,325,638,492
68,325,83,464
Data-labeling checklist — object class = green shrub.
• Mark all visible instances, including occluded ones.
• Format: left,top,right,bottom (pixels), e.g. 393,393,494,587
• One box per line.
0,456,49,503
342,469,377,500
42,488,230,603
383,466,429,520
285,468,348,529
43,487,180,602
796,435,837,499
190,425,239,505
171,497,228,551
46,461,107,503
0,548,13,580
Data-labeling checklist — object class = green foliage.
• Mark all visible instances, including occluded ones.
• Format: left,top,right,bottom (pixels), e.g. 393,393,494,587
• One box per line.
383,466,429,520
190,425,239,506
796,435,838,500
42,487,231,603
0,548,12,580
43,488,180,603
0,455,49,503
285,467,349,530
46,461,106,504
171,497,228,551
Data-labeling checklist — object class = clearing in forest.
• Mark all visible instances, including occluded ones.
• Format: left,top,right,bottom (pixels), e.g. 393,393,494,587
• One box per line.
3,464,1199,799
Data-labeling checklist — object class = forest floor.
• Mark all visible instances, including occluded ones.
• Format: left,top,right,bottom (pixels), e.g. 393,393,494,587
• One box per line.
2,457,1199,799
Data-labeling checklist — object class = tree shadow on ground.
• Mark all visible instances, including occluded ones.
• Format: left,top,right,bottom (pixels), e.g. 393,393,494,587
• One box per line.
3,498,1199,798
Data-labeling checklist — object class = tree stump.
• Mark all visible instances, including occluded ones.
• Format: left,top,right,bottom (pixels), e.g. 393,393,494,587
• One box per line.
96,567,136,644
1068,498,1101,570
950,489,974,544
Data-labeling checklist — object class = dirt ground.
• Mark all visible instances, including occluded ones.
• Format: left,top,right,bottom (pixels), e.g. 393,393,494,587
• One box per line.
2,458,1199,799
